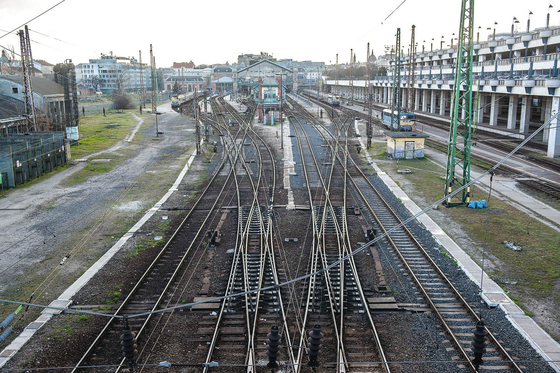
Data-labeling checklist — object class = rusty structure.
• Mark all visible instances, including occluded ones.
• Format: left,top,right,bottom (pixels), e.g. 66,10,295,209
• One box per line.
18,25,37,132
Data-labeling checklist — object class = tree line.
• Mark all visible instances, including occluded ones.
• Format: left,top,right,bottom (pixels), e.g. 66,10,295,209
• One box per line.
324,65,388,80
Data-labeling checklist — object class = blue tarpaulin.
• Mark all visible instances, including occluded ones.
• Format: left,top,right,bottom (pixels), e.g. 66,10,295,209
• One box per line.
468,200,488,209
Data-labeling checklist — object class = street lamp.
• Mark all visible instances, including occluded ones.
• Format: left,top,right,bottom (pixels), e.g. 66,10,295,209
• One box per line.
527,10,533,32
509,17,519,78
511,17,519,36
547,4,553,28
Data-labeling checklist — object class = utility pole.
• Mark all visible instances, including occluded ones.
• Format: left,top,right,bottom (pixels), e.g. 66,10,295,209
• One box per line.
391,28,402,131
18,26,37,132
349,49,354,105
150,45,155,115
366,42,373,149
277,74,283,150
195,88,201,155
444,0,475,207
150,45,159,137
335,54,339,98
154,57,159,136
408,25,416,113
24,26,35,77
364,43,370,111
139,50,145,109
204,94,209,143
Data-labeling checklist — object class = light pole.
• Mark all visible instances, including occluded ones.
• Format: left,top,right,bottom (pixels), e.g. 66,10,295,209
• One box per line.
511,17,518,36
509,17,519,78
525,11,533,62
544,5,554,57
276,73,284,150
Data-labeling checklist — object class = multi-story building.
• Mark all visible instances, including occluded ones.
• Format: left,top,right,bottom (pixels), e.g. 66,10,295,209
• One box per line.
276,60,325,90
76,53,151,94
327,25,560,157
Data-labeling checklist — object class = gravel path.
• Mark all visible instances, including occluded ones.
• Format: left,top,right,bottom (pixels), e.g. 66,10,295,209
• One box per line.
0,103,195,308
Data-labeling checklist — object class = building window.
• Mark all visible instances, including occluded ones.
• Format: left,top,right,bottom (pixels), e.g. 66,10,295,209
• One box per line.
12,87,18,94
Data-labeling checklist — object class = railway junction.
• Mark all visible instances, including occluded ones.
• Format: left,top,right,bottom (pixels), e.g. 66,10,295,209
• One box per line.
3,2,560,370
0,90,559,372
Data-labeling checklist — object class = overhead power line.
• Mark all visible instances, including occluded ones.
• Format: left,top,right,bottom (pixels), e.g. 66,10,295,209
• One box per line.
0,0,66,40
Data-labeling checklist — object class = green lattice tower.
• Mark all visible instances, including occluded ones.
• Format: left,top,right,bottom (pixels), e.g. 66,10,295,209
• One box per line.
391,28,402,131
444,0,475,207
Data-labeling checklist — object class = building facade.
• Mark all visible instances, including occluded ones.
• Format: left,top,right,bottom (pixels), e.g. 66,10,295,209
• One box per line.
327,26,560,157
76,53,151,94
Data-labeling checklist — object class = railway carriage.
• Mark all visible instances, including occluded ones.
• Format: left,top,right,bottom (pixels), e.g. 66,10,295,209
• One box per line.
171,92,196,109
302,89,340,106
382,109,416,131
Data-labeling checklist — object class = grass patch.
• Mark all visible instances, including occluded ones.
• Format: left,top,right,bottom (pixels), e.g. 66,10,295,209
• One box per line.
70,111,139,159
128,237,158,258
106,285,123,304
377,154,560,303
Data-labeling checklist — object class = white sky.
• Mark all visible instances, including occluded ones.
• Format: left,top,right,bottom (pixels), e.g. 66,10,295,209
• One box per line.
0,0,557,67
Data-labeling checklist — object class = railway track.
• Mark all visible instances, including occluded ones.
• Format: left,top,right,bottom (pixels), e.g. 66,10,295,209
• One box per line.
198,96,298,373
302,92,560,190
13,93,553,372
289,94,527,372
286,98,390,372
69,112,238,371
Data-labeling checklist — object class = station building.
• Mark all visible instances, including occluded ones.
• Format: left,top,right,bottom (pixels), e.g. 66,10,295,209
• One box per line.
235,59,295,97
326,25,560,158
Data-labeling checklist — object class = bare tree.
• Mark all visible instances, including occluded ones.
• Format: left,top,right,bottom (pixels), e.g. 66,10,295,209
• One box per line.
90,75,102,92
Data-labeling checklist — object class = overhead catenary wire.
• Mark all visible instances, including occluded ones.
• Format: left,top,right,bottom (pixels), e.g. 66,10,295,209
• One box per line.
2,108,557,321
0,108,560,318
0,102,558,373
0,0,66,41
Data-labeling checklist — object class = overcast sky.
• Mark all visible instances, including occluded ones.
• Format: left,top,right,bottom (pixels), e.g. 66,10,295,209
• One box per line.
0,0,557,67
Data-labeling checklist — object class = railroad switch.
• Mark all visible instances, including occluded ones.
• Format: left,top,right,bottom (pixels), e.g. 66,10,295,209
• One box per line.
471,321,487,370
267,325,281,371
307,324,323,370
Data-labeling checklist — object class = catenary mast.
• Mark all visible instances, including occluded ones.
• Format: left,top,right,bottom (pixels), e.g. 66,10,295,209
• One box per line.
444,0,475,207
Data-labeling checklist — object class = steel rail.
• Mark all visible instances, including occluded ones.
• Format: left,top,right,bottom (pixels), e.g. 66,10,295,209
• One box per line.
293,98,391,372
71,115,235,373
324,114,523,372
287,104,390,372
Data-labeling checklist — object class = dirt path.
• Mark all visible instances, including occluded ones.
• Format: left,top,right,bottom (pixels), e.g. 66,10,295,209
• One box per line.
0,104,195,305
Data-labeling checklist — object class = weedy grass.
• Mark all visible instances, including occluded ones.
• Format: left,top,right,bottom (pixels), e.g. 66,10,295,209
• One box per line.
371,154,560,310
70,111,138,159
